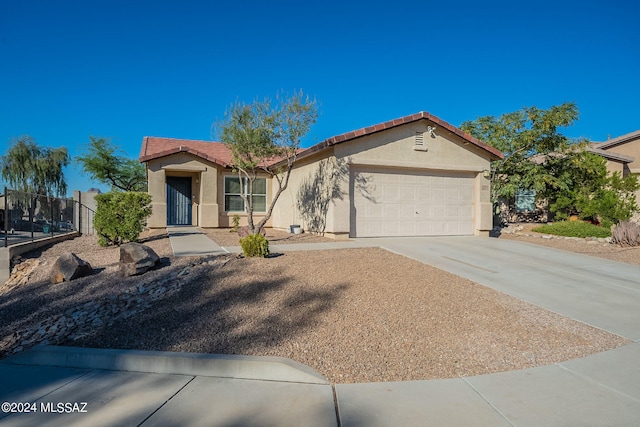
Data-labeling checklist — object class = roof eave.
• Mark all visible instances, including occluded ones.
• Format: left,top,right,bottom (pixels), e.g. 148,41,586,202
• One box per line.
587,147,635,163
272,112,503,168
139,146,228,167
595,130,640,149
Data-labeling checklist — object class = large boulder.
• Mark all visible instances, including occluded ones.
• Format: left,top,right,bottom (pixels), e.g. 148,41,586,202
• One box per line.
51,253,93,284
119,243,159,277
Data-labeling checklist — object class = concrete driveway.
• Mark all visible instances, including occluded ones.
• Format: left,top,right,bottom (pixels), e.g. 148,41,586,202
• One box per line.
362,236,640,342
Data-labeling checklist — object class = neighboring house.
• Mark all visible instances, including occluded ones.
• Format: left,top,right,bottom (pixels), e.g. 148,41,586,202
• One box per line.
496,132,640,224
591,129,640,179
591,130,640,215
139,112,503,238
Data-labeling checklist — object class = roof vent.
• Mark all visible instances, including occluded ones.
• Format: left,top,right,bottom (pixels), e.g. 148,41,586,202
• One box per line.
414,131,428,151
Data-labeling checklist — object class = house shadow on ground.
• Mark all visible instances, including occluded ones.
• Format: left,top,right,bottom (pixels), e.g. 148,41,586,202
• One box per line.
47,256,349,359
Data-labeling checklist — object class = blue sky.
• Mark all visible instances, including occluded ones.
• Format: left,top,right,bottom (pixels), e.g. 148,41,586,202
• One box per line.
1,0,638,195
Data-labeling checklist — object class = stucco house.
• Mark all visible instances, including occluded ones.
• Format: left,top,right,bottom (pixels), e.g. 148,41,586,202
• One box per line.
590,130,640,214
591,129,639,178
139,112,503,238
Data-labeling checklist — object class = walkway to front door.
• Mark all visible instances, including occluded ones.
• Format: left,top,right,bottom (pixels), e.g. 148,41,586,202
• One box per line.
166,226,227,256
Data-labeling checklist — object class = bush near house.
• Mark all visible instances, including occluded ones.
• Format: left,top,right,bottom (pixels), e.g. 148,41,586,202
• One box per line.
94,192,152,246
239,233,269,258
532,221,611,238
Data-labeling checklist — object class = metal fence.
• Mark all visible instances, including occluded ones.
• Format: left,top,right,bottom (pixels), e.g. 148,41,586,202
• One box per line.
1,188,96,248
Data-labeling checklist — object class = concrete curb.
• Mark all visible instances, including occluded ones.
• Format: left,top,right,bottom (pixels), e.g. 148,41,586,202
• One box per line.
1,345,329,385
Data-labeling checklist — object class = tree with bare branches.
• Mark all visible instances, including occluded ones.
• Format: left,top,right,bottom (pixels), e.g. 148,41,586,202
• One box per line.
215,90,318,236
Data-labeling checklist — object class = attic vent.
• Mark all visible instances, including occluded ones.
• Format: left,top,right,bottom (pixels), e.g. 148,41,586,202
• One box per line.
414,132,428,151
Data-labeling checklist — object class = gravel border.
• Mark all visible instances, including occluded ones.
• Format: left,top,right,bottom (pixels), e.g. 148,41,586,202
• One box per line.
498,224,640,266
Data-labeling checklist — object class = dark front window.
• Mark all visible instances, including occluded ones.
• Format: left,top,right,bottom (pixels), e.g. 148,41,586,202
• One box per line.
224,176,267,212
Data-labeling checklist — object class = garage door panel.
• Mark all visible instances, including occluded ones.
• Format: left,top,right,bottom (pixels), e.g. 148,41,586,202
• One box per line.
416,187,431,199
400,204,414,218
432,188,445,201
367,203,383,217
384,222,400,235
445,205,459,217
352,169,475,237
430,204,446,218
383,204,399,218
446,189,462,201
416,222,431,235
400,222,416,235
399,186,414,201
382,186,399,201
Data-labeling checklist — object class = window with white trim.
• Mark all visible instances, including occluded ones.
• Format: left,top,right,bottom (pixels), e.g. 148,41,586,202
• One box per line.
224,176,267,212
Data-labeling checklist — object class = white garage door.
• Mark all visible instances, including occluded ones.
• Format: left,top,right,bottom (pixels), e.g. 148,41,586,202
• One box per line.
351,169,475,237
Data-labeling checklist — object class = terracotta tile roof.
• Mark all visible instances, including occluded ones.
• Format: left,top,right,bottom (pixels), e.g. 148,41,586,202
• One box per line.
139,112,504,168
139,137,233,167
295,111,504,161
593,129,640,149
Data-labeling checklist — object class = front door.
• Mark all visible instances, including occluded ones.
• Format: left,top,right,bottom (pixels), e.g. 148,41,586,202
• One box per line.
166,177,192,225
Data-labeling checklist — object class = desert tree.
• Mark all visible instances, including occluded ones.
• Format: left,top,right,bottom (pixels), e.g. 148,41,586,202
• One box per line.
215,90,318,235
1,135,69,196
461,102,638,224
461,102,584,204
76,136,147,192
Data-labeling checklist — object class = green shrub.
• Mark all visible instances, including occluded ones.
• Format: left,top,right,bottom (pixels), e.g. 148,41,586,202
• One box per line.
550,170,639,227
230,214,240,233
94,192,152,246
611,221,640,246
239,233,269,257
531,221,611,238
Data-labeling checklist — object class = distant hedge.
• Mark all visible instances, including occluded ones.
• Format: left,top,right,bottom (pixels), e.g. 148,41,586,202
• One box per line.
94,192,152,246
531,221,611,238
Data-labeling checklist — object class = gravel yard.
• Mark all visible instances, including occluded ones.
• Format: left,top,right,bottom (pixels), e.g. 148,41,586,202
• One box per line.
499,224,640,266
0,227,631,384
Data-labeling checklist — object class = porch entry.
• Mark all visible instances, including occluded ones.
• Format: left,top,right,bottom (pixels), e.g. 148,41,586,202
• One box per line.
166,177,192,225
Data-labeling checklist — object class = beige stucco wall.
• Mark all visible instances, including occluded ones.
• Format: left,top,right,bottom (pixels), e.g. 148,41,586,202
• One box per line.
601,137,640,173
146,153,220,228
604,159,626,175
334,121,490,172
270,150,336,232
271,120,495,237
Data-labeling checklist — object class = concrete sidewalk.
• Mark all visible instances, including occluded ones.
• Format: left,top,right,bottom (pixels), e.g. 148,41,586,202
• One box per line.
337,341,640,426
167,226,227,257
0,346,336,427
1,343,639,426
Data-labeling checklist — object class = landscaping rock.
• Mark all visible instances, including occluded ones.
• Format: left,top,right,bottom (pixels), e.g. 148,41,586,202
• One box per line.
1,257,196,357
50,253,93,284
119,242,159,277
